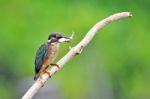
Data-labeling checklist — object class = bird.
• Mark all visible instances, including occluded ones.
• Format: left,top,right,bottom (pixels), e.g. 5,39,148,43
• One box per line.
34,32,71,80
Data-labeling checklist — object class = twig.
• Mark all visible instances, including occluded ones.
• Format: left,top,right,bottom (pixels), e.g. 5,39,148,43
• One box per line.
22,12,132,99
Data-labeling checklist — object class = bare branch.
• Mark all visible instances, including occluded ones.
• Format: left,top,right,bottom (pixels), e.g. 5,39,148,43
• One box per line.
22,12,132,99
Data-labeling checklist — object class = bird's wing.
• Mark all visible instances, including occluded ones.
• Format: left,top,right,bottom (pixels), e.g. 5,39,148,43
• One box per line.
34,43,48,73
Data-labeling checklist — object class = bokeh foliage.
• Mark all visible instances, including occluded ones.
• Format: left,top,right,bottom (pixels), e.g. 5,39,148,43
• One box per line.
0,0,150,99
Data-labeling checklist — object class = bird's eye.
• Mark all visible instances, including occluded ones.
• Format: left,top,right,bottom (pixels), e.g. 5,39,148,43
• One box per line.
55,35,58,38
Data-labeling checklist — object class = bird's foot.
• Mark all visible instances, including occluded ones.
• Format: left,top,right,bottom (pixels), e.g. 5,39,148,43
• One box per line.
44,71,51,78
50,63,60,69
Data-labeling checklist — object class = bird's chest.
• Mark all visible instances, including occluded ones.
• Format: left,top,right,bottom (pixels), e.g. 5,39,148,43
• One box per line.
44,43,59,64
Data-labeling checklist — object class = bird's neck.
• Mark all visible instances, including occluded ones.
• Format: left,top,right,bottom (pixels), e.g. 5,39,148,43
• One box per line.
48,42,59,47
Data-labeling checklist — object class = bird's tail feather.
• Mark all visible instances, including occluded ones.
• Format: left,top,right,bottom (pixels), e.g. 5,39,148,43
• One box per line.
34,73,40,80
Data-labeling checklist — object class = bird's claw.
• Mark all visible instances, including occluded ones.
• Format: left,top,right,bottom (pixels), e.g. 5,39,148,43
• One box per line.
50,63,60,69
44,71,51,78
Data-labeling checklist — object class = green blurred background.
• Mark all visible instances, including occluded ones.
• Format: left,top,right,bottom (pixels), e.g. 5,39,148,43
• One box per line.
0,0,150,99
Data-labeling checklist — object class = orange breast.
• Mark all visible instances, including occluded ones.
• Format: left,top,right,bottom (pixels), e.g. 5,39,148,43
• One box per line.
40,43,59,72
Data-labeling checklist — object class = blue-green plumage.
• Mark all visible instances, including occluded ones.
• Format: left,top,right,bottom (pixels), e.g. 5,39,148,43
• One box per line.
35,44,47,74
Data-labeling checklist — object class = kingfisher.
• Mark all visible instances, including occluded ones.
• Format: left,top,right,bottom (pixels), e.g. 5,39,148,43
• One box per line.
34,32,71,80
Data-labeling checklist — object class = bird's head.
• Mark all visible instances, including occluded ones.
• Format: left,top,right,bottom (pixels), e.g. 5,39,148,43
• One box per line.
48,32,71,43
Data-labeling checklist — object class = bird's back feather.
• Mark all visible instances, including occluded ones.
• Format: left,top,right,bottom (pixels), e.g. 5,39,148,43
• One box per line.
34,44,47,74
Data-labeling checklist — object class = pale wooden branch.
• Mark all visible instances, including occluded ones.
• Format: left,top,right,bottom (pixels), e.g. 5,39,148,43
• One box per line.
22,12,132,99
